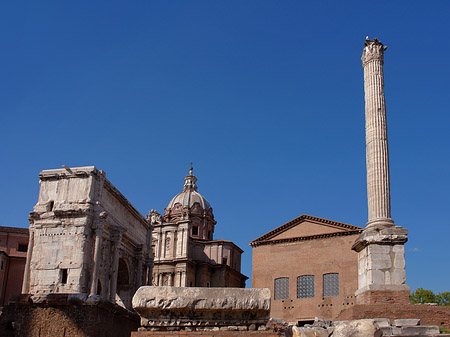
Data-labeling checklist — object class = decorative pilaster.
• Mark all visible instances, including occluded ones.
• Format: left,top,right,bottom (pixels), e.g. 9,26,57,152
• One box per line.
353,38,409,304
144,258,153,285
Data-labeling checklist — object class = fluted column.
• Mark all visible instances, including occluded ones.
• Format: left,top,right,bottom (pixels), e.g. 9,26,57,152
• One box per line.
353,38,410,305
362,38,394,228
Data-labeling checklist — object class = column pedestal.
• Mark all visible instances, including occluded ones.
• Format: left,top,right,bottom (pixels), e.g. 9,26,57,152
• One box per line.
352,226,410,304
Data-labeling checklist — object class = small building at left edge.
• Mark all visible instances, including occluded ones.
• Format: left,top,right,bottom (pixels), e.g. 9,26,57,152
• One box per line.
0,226,29,306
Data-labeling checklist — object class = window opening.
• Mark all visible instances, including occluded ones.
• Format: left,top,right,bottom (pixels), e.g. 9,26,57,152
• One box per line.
18,243,28,252
192,225,198,236
48,200,54,211
274,277,289,300
61,269,68,284
323,273,339,297
297,275,315,298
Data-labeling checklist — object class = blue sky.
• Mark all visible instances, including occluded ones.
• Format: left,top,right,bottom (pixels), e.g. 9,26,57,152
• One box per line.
1,1,449,292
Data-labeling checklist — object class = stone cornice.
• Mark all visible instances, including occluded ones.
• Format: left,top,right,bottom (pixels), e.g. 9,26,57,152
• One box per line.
0,226,29,235
249,214,363,246
38,166,102,180
192,238,244,253
250,229,362,247
352,226,408,252
102,178,149,229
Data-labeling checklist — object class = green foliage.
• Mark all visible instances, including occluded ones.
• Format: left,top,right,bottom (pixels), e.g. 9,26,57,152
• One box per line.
436,292,450,306
440,326,450,334
410,288,450,306
410,288,436,304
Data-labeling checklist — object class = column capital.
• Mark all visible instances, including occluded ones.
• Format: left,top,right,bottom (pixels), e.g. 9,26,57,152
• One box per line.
362,37,387,66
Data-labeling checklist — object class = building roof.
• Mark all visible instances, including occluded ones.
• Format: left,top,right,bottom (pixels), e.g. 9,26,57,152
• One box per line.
0,226,29,235
192,238,244,253
166,166,212,211
249,214,363,247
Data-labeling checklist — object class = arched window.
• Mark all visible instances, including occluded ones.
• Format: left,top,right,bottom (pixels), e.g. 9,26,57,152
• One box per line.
117,258,130,287
274,277,289,300
297,275,315,298
323,273,339,297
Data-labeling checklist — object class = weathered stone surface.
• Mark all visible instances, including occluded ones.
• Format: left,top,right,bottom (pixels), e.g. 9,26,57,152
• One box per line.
132,286,271,330
393,318,420,327
25,166,153,310
372,318,390,328
289,326,329,337
333,319,382,337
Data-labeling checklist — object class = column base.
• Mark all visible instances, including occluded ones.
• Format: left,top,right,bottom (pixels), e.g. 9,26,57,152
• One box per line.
355,284,411,305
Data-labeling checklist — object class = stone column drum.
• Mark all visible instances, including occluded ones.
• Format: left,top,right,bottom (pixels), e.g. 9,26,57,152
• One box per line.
352,38,410,305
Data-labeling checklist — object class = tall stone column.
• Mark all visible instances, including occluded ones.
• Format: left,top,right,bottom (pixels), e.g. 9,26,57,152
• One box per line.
21,230,34,294
109,232,122,302
363,37,393,228
352,38,410,305
89,228,103,296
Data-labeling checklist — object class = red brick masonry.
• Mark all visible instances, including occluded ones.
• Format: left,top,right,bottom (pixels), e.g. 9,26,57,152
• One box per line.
356,290,411,305
336,303,450,330
0,294,139,337
132,332,281,337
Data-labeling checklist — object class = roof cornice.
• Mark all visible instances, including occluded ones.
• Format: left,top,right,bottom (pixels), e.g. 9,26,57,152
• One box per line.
250,229,362,247
249,214,363,246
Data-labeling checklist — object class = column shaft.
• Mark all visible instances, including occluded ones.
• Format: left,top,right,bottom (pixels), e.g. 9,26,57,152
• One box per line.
109,235,121,301
362,39,393,227
21,231,34,294
90,228,103,296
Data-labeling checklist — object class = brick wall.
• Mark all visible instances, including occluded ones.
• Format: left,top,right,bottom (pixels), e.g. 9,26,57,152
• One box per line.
336,303,450,330
132,331,281,337
0,294,139,337
356,289,411,305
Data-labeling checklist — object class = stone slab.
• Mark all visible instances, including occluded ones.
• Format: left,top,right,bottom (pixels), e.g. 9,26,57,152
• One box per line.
393,318,420,327
132,286,271,331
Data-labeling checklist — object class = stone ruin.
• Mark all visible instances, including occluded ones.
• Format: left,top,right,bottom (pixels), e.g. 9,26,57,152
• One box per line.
130,286,448,337
286,317,444,337
132,286,271,332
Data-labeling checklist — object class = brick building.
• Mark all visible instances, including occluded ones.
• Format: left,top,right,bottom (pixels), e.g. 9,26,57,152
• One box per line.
250,214,363,322
0,226,29,306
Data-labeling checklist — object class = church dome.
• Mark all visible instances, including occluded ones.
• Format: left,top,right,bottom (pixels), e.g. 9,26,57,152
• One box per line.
167,189,211,211
163,167,215,226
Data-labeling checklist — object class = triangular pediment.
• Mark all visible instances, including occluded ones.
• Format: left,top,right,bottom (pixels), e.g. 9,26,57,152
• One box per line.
250,214,363,247
270,220,345,240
